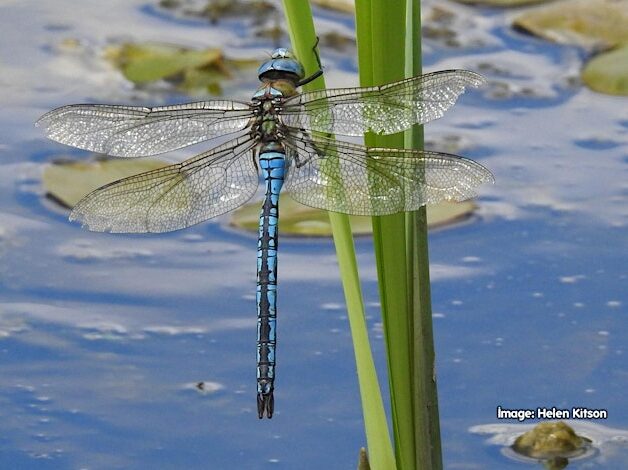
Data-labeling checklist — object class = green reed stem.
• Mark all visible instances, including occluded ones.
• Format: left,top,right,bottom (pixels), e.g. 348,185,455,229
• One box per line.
356,1,413,468
405,1,443,468
281,2,396,469
355,0,443,468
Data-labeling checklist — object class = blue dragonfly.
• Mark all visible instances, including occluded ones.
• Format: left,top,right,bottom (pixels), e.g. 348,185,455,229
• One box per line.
37,48,493,418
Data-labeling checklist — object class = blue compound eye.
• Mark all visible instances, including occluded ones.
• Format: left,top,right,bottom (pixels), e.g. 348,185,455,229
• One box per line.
257,48,304,81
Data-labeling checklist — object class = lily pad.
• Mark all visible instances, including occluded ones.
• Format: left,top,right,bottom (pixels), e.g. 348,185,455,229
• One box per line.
320,31,356,51
452,0,553,7
104,43,257,94
230,193,478,236
105,43,222,83
582,45,628,95
43,158,168,209
159,0,277,24
311,0,354,13
514,0,628,49
44,159,480,234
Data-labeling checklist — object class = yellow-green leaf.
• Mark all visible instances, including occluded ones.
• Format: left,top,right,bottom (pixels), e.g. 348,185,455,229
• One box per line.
43,158,168,208
44,159,480,233
230,193,478,236
513,0,628,49
453,0,553,7
310,0,354,13
105,43,225,83
582,45,628,96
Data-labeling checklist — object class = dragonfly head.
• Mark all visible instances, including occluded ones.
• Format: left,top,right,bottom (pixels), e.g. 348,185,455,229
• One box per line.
258,48,305,84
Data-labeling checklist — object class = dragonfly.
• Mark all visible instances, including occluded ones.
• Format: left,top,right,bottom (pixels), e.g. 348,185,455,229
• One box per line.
37,48,493,419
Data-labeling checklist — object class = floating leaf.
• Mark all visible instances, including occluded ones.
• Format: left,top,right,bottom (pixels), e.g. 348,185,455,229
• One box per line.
310,0,355,13
255,24,285,42
582,45,628,95
105,43,224,83
452,0,553,7
43,158,168,209
320,31,356,51
159,0,276,24
104,43,257,94
230,193,478,236
513,0,628,49
45,159,480,234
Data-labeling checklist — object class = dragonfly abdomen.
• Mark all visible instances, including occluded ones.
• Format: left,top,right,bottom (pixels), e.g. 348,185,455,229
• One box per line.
256,149,285,419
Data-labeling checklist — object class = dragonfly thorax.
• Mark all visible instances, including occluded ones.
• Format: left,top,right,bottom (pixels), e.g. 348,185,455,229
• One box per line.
249,99,286,146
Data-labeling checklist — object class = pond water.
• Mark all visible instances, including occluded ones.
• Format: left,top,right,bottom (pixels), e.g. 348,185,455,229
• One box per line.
1,0,627,468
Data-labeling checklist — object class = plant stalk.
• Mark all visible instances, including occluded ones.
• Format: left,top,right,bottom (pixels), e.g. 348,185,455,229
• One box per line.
281,2,396,469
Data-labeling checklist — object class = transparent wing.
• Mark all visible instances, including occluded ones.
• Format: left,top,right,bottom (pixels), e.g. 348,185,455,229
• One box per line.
36,100,255,157
283,133,493,216
70,136,260,233
280,70,484,136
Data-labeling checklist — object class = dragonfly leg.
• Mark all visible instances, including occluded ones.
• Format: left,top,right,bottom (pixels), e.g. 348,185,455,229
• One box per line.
312,36,322,69
296,36,324,87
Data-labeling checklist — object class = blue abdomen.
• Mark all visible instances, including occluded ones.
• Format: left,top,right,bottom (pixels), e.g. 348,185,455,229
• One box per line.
256,150,285,418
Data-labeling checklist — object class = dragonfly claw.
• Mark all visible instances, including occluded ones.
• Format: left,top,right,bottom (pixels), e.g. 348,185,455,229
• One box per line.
257,392,274,419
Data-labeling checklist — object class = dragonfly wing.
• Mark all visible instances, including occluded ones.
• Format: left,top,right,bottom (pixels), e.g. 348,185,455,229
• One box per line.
280,70,484,136
70,136,259,233
283,133,493,216
37,100,254,157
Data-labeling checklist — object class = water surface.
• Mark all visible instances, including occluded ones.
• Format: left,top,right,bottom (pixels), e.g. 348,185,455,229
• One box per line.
1,0,626,468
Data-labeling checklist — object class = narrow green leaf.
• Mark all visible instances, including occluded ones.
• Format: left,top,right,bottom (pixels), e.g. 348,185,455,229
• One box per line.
355,1,418,469
406,3,443,469
355,0,443,468
281,2,396,469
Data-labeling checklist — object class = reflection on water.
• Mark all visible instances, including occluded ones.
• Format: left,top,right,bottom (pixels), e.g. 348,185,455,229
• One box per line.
0,0,626,468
